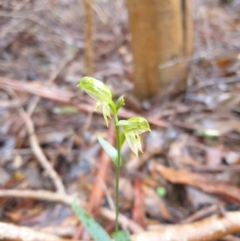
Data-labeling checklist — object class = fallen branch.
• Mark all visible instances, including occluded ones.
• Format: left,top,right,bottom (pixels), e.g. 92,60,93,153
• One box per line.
0,189,143,234
0,77,75,104
2,201,240,241
131,211,240,241
0,77,169,128
4,88,66,195
0,221,80,241
18,107,66,195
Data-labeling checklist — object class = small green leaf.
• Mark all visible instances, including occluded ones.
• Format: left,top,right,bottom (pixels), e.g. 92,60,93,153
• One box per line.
112,230,131,241
72,196,111,241
116,96,125,111
156,187,167,197
98,136,120,166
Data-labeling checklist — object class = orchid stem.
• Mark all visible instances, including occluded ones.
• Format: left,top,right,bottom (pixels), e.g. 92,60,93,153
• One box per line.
113,113,120,231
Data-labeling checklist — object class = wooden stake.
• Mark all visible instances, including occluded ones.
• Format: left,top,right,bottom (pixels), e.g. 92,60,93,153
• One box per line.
84,0,93,75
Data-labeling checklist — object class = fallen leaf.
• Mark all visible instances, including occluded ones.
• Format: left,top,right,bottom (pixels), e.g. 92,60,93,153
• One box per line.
151,162,240,205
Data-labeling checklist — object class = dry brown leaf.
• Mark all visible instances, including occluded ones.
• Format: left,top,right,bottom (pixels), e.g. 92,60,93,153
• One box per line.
151,162,240,205
142,184,172,221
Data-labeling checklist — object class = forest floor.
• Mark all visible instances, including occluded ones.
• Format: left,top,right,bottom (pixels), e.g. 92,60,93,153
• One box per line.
1,0,240,240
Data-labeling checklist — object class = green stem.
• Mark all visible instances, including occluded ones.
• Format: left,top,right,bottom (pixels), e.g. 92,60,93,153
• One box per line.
113,113,121,231
115,165,120,231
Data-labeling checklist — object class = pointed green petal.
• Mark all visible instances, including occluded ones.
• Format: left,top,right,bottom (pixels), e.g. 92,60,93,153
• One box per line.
125,133,142,157
116,95,125,111
78,77,112,103
95,102,101,111
123,117,151,135
102,104,111,127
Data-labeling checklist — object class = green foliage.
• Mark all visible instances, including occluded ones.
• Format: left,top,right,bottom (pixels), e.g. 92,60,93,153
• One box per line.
98,136,121,166
72,197,112,241
112,230,131,241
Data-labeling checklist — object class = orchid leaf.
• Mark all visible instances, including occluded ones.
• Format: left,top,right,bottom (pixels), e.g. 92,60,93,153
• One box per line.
112,230,131,241
98,136,120,166
72,196,111,241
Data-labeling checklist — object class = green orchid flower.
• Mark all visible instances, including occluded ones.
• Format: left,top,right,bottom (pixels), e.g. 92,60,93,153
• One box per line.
77,77,114,126
117,117,151,156
76,77,151,237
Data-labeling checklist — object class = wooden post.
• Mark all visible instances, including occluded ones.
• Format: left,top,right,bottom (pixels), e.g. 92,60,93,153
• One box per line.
126,0,193,100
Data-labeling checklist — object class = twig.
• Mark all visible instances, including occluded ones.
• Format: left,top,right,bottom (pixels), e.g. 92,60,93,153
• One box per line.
190,165,240,173
0,77,75,104
131,211,240,241
0,0,31,40
0,11,64,37
0,76,169,128
158,51,210,69
2,189,240,240
27,53,79,115
189,75,240,92
18,107,66,194
2,208,240,241
83,0,93,75
0,77,173,132
0,189,76,206
180,204,219,224
200,7,219,76
4,87,65,194
0,189,143,234
0,221,81,241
